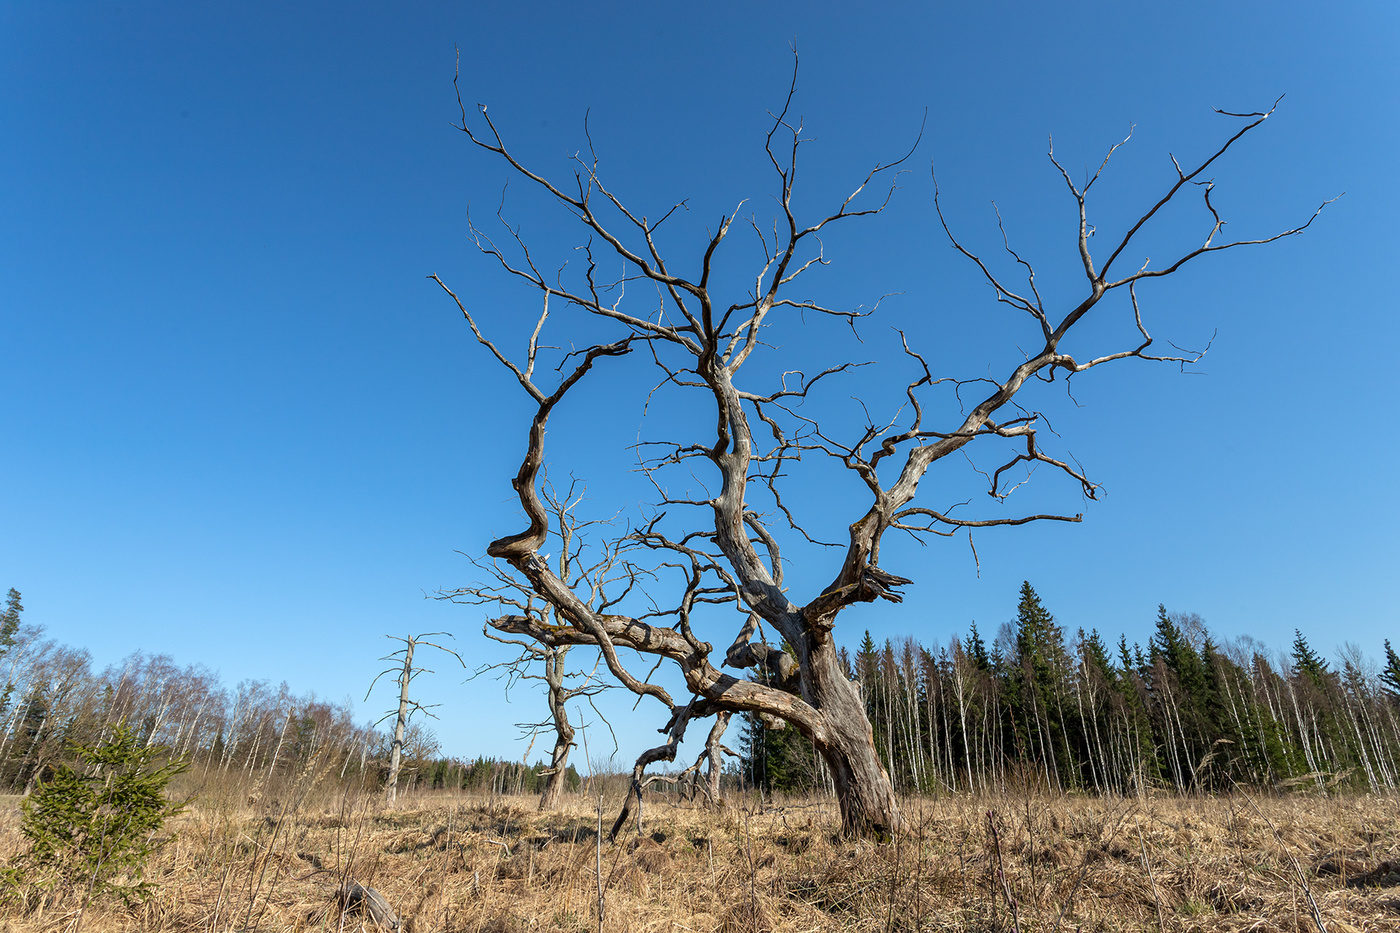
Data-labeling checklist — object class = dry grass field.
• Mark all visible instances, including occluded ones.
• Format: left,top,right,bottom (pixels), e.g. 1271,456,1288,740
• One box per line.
2,784,1399,932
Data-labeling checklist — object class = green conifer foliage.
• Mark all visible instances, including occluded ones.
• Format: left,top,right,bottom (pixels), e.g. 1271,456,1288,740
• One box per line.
1009,582,1075,789
724,583,1400,797
0,588,17,724
1079,629,1114,681
966,622,990,672
0,589,20,656
1382,640,1400,701
19,724,188,906
1291,630,1330,686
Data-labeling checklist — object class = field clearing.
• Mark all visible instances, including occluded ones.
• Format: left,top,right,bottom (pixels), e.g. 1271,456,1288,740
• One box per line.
2,788,1399,932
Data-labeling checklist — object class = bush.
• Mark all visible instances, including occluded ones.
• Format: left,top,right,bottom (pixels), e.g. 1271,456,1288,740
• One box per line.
19,724,189,906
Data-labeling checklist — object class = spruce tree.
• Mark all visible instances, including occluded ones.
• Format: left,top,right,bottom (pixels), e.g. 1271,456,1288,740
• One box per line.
1009,582,1073,788
0,589,20,659
1118,635,1135,674
966,621,990,672
0,589,18,725
1079,629,1115,682
1150,605,1207,699
1291,630,1330,686
1146,606,1212,789
859,630,879,665
1382,640,1400,700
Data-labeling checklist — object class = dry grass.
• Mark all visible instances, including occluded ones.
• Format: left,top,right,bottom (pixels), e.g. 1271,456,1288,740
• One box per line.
2,785,1399,932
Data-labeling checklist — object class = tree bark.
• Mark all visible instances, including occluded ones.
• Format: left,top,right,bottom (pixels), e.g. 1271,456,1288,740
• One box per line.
538,645,574,811
704,711,731,802
805,640,903,837
387,639,413,804
444,90,1321,840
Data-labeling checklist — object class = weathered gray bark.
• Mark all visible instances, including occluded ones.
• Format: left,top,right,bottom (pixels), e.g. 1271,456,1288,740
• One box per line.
702,711,733,802
366,633,463,804
337,882,401,932
478,622,606,812
387,638,412,804
439,69,1326,837
537,644,575,811
804,641,902,837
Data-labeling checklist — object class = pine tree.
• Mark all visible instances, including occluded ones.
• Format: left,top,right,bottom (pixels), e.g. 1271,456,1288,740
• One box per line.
0,589,20,658
1291,630,1330,686
966,622,990,672
1382,640,1400,701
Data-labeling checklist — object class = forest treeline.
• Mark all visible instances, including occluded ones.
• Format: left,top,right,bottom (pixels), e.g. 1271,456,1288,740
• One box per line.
0,588,386,795
7,583,1400,803
0,587,585,800
743,582,1400,797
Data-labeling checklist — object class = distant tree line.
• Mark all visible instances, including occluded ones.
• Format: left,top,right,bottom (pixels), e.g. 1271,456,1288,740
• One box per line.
0,588,399,796
9,582,1398,803
743,582,1400,796
416,757,582,796
0,588,588,801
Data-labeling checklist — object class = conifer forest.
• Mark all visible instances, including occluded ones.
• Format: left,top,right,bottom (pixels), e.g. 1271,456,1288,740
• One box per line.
6,580,1400,802
740,582,1400,799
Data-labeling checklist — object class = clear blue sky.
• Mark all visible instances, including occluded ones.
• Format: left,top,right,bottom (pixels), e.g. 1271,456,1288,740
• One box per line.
2,1,1395,766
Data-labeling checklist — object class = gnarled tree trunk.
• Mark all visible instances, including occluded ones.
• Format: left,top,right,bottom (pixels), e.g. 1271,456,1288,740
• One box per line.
806,641,903,837
538,645,575,811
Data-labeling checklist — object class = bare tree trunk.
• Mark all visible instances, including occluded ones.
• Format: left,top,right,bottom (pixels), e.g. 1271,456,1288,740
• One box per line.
538,647,575,811
444,80,1320,839
387,638,414,805
704,711,732,802
806,642,902,837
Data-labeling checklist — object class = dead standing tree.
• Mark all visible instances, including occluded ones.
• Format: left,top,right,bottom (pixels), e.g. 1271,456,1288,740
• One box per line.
455,478,629,809
366,633,464,804
434,60,1331,837
478,627,611,810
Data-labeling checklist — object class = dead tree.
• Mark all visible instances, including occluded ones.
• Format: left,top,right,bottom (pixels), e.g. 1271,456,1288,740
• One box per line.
685,710,736,804
478,627,611,809
459,476,628,809
366,633,464,803
435,55,1331,837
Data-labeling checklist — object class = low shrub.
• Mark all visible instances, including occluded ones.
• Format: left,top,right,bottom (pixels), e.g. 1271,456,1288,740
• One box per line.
18,724,189,907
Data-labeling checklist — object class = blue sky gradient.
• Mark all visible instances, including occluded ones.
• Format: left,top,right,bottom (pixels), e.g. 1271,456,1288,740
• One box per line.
2,1,1395,766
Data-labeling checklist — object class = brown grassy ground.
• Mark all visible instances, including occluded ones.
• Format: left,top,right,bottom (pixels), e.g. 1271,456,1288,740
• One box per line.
2,785,1399,932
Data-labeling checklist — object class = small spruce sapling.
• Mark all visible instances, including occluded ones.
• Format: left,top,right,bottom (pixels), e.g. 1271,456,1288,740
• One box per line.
19,724,189,907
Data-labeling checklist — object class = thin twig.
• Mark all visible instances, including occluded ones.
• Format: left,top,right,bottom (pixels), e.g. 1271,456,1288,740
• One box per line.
1136,818,1166,932
1239,791,1328,933
987,810,1021,933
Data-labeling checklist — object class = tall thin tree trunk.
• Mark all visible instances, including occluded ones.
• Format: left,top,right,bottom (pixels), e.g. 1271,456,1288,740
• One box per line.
387,638,415,804
704,711,732,802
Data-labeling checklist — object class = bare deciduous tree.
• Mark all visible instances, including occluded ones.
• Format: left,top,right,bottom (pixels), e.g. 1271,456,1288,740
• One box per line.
456,477,623,810
366,633,463,804
435,57,1331,837
478,629,610,810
